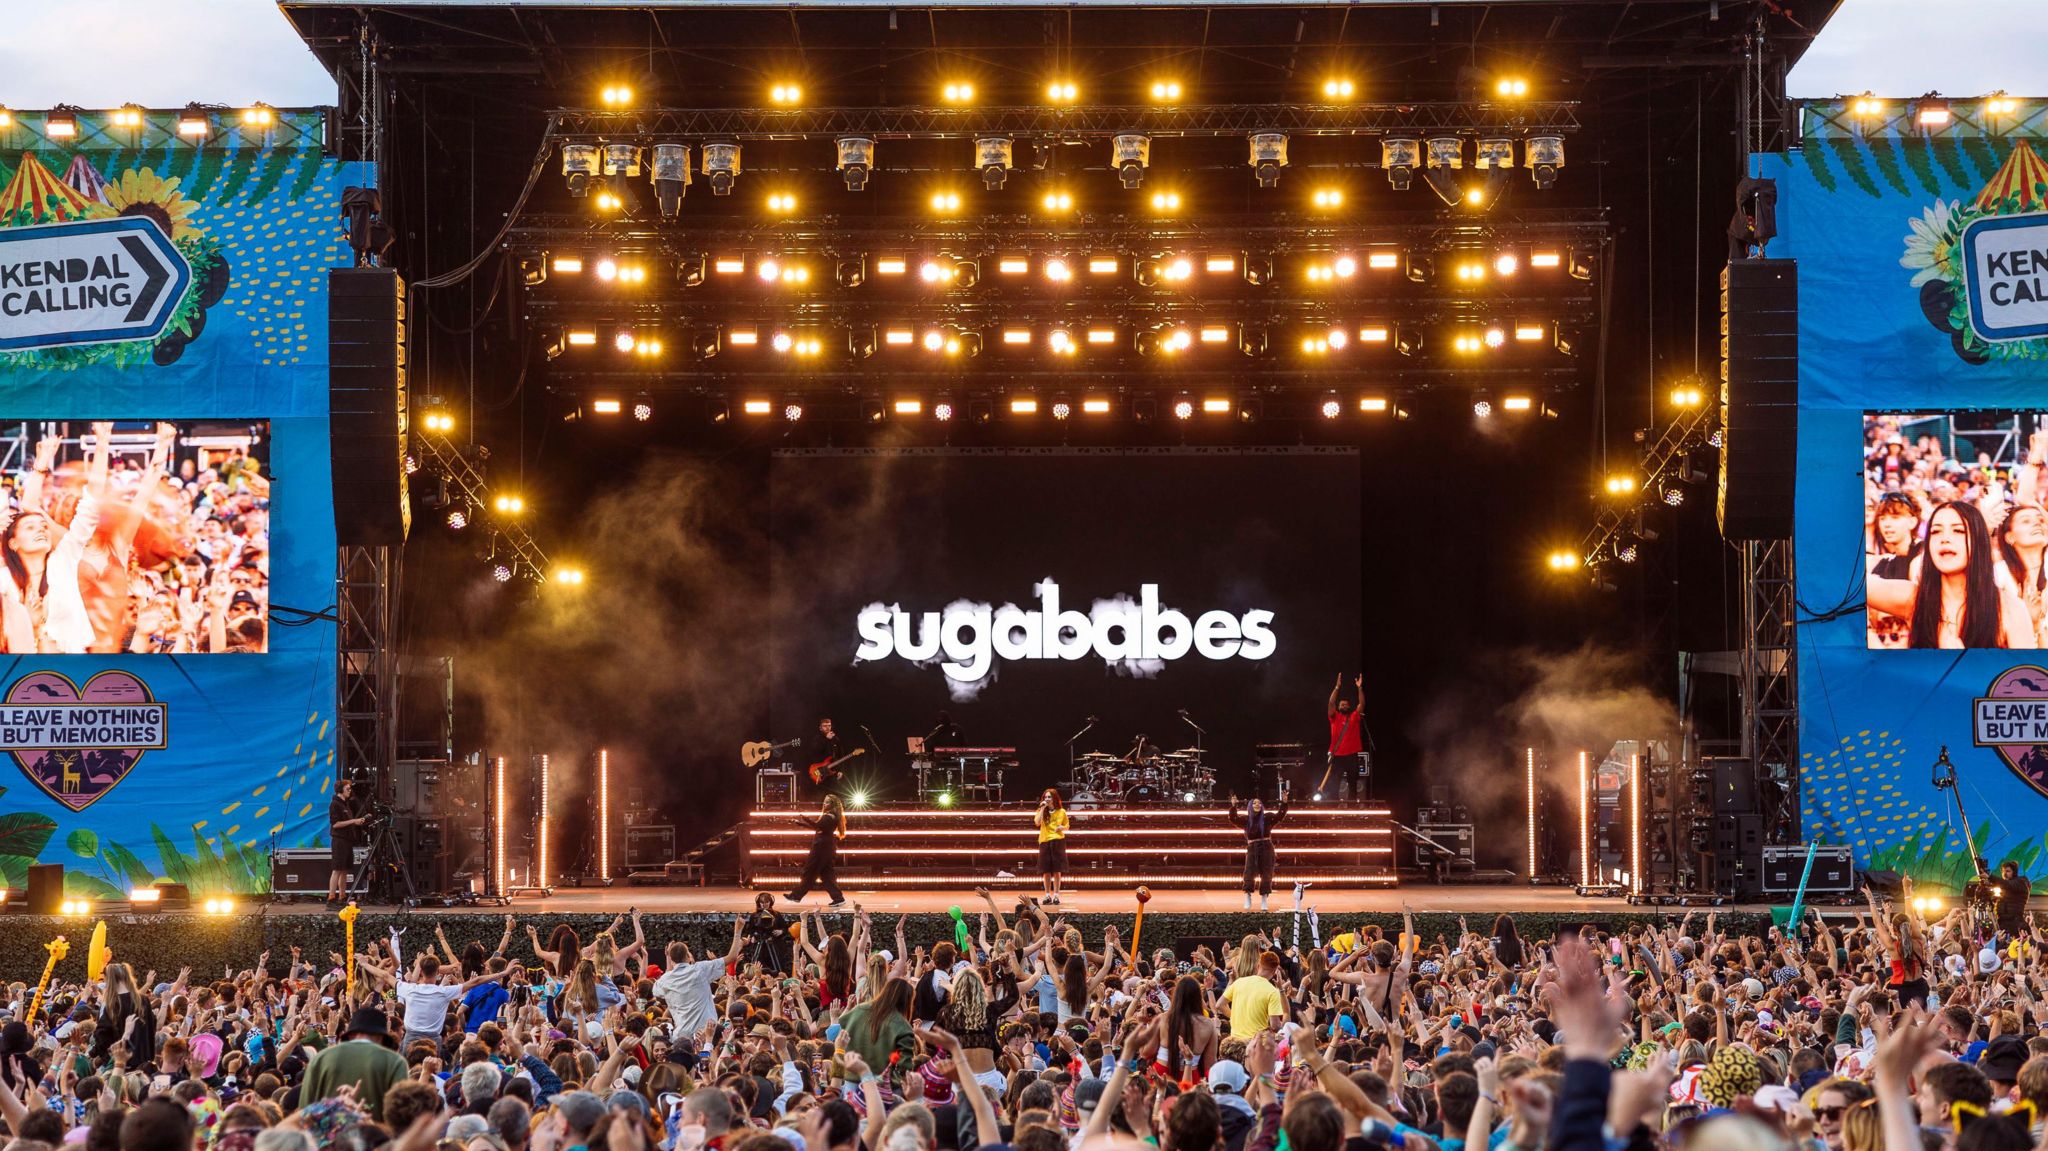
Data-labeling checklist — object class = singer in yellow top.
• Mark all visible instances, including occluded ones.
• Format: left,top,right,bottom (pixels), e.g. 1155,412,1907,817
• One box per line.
1034,788,1070,905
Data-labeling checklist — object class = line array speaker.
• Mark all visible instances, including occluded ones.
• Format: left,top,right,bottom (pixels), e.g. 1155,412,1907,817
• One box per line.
1718,258,1798,541
330,268,411,546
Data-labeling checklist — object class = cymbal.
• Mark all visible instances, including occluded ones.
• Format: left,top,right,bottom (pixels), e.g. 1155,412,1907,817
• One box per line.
1171,748,1204,757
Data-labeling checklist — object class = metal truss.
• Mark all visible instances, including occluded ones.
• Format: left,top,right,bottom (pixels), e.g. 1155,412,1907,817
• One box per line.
1742,538,1799,845
541,364,1581,394
550,102,1580,142
1575,403,1718,569
409,431,553,586
1800,101,2045,142
337,546,398,799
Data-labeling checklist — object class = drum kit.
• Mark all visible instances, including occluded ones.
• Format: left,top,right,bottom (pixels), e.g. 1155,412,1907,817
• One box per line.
1071,744,1217,804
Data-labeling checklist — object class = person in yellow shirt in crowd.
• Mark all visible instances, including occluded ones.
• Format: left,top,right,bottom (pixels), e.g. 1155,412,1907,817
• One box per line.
1220,935,1287,1039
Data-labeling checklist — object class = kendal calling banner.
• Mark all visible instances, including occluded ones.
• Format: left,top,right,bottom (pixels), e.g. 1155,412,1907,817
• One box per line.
1775,105,2048,889
0,113,355,894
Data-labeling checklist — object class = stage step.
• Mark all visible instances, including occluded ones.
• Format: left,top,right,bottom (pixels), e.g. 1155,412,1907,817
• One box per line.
738,803,1397,890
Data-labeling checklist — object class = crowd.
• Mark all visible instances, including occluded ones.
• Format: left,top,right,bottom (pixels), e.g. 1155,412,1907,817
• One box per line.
1,878,2045,1151
0,421,269,655
1863,415,2048,649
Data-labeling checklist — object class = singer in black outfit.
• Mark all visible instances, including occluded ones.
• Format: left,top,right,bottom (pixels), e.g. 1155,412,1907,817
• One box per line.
784,794,847,907
1228,795,1289,911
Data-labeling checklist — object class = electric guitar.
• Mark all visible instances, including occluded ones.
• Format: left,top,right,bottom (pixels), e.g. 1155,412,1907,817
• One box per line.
808,747,866,784
742,738,802,768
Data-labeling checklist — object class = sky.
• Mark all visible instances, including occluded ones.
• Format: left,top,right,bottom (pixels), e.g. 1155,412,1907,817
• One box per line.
0,0,2042,112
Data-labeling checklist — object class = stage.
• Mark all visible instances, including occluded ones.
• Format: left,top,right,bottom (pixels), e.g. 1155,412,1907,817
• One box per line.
264,883,1784,917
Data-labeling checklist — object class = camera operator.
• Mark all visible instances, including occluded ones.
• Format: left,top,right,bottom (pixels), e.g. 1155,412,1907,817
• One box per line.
328,777,370,904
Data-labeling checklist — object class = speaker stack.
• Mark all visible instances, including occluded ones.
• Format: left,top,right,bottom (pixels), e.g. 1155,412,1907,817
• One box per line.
1718,259,1799,541
329,268,411,546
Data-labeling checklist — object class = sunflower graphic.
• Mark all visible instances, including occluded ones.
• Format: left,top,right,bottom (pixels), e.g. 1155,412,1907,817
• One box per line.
91,168,204,243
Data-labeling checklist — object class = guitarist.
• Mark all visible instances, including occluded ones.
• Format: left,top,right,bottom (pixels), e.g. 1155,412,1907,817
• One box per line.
806,717,849,794
1324,673,1366,802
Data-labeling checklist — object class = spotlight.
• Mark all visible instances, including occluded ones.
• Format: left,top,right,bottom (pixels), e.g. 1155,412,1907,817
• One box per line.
494,494,525,514
1474,399,1493,419
771,83,803,106
129,887,162,904
600,84,634,108
60,899,91,916
421,412,456,433
929,191,962,214
1182,791,1197,803
1501,395,1533,412
1662,485,1685,507
896,398,924,416
650,143,691,216
1113,133,1152,188
1605,474,1638,496
1321,78,1356,100
1669,384,1706,407
593,398,624,414
701,142,742,195
1547,549,1579,572
934,401,955,421
634,402,652,421
936,791,955,808
447,509,469,530
1312,187,1344,209
1913,94,1951,129
1382,138,1419,191
562,142,599,196
203,897,235,915
614,330,638,353
1494,76,1530,98
1149,190,1182,213
0,107,13,130
593,186,623,213
766,192,797,214
240,103,276,132
1049,329,1076,354
176,104,210,137
1985,92,2019,117
837,136,875,190
942,82,975,104
1494,253,1520,277
1040,190,1075,214
742,399,772,415
1082,397,1111,414
1321,398,1342,420
492,564,513,583
848,789,872,809
781,402,804,422
1249,132,1289,188
1484,326,1507,349
1526,136,1564,189
1149,80,1183,102
1848,92,1885,119
1046,80,1079,104
553,566,586,586
1051,401,1071,420
976,136,1014,189
1044,256,1073,282
1173,399,1194,420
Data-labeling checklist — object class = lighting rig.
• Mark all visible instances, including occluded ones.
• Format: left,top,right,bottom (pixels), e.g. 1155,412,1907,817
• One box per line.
1553,385,1719,584
409,421,575,589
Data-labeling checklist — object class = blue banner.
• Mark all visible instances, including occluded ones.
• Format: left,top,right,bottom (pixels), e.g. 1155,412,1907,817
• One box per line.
1775,107,2048,888
0,114,355,895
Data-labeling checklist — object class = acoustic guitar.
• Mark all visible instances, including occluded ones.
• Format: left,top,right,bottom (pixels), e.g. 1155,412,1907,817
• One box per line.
741,738,802,768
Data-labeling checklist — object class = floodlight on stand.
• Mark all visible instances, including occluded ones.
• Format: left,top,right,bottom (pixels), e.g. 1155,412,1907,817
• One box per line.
1382,138,1419,191
1475,138,1515,170
1112,133,1151,189
837,136,875,190
1526,136,1564,188
650,143,691,217
562,142,599,196
701,142,742,196
1248,132,1289,188
976,136,1014,190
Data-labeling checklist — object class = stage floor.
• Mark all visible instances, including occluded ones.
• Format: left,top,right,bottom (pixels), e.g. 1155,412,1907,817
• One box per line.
267,884,1786,916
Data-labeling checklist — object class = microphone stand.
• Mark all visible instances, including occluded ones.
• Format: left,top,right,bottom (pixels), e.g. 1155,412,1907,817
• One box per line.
1065,717,1098,791
1179,710,1207,801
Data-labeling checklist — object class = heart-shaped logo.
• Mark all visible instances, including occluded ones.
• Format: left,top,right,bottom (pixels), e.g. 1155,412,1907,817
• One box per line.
1976,664,2048,800
2,670,166,812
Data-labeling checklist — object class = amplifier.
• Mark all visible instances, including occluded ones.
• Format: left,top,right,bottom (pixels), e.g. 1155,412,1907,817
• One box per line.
273,848,339,895
1761,845,1856,892
756,770,797,805
1413,823,1476,867
395,759,444,817
625,824,675,870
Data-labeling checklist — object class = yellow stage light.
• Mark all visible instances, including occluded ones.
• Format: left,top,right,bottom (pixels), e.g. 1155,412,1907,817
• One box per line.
1359,397,1389,413
998,256,1029,275
1367,250,1401,270
923,330,945,351
771,84,803,106
1312,187,1344,209
494,494,526,514
1322,78,1356,100
942,82,975,104
875,257,908,275
240,104,275,128
44,108,78,138
592,399,623,414
1201,398,1231,414
1082,398,1112,414
1041,190,1075,213
1515,322,1547,342
1494,253,1520,276
1150,191,1182,213
743,400,773,415
930,191,962,213
728,329,759,346
766,192,798,214
1150,80,1183,102
1849,93,1885,118
1465,186,1485,205
553,566,586,586
1669,384,1706,407
1088,256,1119,275
129,887,162,903
1046,81,1079,104
1529,250,1562,268
894,398,924,415
1002,329,1032,345
1502,395,1533,412
1044,256,1074,282
1985,92,2019,117
1495,77,1530,99
1086,328,1117,345
1049,329,1076,354
884,328,915,346
1358,325,1390,343
594,190,622,212
601,84,634,107
1548,549,1578,572
110,105,145,129
1605,474,1637,495
714,257,746,275
1199,325,1232,344
566,330,597,347
1010,398,1040,415
1205,255,1236,273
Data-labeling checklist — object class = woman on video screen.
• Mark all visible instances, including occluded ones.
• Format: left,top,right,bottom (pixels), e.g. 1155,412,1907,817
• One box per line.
1867,500,2034,648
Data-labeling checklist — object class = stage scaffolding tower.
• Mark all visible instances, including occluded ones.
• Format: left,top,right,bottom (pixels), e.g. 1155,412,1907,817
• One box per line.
338,547,400,803
1741,538,1799,845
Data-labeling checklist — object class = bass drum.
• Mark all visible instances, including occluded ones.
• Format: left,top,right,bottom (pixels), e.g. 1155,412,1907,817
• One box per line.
1126,782,1163,804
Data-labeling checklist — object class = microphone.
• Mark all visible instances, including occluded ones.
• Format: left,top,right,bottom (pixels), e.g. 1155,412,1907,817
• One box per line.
1086,715,1101,723
1177,709,1189,717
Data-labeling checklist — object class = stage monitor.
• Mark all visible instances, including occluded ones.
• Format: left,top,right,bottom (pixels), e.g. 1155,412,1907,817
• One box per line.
0,419,271,655
768,447,1361,795
1864,410,2048,650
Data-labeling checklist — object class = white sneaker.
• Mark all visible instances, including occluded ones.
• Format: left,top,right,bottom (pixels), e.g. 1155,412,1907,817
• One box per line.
1260,895,1270,912
1243,893,1252,910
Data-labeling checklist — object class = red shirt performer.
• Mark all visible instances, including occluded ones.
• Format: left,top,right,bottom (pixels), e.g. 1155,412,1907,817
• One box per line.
1324,673,1368,801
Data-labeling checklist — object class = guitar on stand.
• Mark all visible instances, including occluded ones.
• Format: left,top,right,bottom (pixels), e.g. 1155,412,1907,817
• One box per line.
741,739,802,768
808,747,866,785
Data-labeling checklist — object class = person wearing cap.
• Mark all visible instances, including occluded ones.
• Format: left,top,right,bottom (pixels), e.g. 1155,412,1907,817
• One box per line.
1207,1061,1257,1151
1978,1035,2029,1100
299,1006,408,1118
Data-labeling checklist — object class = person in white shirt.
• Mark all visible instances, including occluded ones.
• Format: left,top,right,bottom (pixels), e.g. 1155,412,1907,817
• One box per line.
358,951,512,1052
653,917,745,1050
